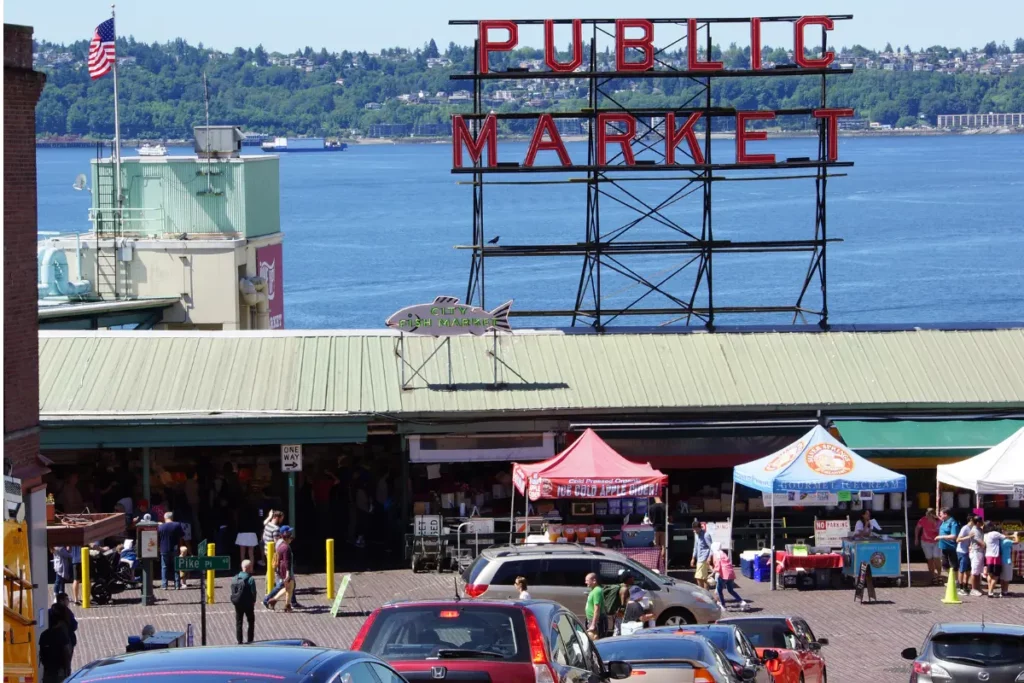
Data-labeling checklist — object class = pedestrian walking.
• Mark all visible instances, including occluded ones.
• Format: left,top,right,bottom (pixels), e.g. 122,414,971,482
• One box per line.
620,586,654,636
265,526,297,611
51,546,73,602
584,572,606,640
50,593,78,665
710,542,749,610
935,508,959,584
70,545,82,605
230,559,259,644
157,512,184,590
690,520,713,589
261,510,283,568
515,576,531,600
915,508,942,584
39,602,73,683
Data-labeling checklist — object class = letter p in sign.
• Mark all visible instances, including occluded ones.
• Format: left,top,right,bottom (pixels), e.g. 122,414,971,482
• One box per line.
281,444,303,473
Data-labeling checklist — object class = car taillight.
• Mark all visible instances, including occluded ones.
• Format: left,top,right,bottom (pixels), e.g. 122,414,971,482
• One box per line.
350,609,378,650
732,663,745,677
464,583,488,598
913,662,952,679
693,668,715,683
524,610,557,683
630,671,646,677
766,659,782,675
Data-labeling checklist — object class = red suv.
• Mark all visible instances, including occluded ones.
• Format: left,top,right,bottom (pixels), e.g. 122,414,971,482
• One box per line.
352,599,632,683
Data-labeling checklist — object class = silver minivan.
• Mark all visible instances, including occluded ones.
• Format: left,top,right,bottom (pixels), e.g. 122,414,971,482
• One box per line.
461,543,722,625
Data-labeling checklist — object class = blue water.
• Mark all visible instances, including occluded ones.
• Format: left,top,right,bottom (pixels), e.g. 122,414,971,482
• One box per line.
36,135,1024,329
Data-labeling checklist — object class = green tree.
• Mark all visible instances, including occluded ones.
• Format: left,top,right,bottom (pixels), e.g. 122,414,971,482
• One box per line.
1015,38,1024,53
425,39,439,59
983,41,998,57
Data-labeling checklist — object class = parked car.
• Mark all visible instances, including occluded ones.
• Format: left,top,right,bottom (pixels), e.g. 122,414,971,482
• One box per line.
66,645,409,683
638,625,776,682
901,622,1024,683
595,633,741,683
461,543,721,625
718,616,828,683
351,598,632,683
252,638,318,647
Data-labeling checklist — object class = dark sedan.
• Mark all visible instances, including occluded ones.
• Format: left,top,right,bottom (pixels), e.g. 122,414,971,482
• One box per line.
66,645,409,683
901,622,1024,683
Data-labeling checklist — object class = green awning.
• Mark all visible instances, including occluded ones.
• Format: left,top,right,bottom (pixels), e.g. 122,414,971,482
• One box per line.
834,419,1024,452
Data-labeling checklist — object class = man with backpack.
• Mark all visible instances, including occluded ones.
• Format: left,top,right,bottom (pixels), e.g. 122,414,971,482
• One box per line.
230,559,258,644
584,573,606,640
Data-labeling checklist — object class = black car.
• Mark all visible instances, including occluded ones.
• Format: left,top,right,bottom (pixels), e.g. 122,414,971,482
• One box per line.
638,625,775,682
901,622,1024,683
66,645,409,683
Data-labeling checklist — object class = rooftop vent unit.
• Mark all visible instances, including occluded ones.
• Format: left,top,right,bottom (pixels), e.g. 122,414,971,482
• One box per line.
194,125,245,158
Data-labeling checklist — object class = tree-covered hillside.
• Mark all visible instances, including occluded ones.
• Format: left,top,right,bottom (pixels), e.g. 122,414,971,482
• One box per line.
33,36,1024,139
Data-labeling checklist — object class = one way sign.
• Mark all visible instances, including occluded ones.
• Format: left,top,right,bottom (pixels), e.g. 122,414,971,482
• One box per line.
281,444,303,472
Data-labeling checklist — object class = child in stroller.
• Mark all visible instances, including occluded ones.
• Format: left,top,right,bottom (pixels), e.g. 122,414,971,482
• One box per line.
119,539,139,582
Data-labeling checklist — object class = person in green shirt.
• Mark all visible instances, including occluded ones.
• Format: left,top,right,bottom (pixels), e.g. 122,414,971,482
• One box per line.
584,572,605,639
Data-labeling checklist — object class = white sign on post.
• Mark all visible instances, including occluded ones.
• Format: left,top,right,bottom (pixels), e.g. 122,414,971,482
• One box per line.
703,521,732,551
1013,484,1024,501
280,444,303,472
814,518,850,549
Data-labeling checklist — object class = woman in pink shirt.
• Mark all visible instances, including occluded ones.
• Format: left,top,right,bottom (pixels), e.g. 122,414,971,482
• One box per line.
710,542,748,610
915,508,942,585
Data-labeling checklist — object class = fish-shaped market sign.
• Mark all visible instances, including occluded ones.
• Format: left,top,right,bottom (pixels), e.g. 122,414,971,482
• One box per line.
386,296,513,336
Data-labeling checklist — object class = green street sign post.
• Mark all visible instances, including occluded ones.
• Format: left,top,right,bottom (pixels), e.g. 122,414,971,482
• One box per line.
175,556,231,572
175,545,231,646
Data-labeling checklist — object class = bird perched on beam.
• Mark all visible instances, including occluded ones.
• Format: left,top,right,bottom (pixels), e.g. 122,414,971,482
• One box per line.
487,236,500,244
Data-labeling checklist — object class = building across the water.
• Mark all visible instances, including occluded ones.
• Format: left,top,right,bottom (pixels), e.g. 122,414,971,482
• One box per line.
936,112,1024,128
38,126,286,331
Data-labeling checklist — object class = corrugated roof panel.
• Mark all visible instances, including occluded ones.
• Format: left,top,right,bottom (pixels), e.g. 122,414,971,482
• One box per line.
36,329,1024,418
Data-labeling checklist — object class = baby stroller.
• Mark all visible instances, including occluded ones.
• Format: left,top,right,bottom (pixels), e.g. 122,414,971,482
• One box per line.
89,543,138,605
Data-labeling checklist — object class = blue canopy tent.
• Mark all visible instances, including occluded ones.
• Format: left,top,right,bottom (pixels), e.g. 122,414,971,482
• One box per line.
731,425,910,589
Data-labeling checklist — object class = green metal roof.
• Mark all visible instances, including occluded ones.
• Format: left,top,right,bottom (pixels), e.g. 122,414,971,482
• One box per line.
834,419,1024,451
38,328,1024,421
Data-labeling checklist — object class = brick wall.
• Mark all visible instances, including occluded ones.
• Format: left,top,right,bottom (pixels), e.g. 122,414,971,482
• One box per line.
4,24,45,474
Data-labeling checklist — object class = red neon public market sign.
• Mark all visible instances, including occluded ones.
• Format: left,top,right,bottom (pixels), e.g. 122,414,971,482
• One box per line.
452,16,854,170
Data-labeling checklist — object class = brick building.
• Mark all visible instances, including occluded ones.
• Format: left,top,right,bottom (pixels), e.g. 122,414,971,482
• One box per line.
4,23,51,617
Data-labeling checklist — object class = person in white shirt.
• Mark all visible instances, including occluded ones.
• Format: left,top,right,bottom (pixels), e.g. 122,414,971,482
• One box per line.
853,509,882,538
981,522,1017,598
515,576,531,600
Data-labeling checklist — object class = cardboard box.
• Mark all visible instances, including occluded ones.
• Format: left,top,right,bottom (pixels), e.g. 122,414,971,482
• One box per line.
413,502,429,515
704,499,723,513
747,498,765,512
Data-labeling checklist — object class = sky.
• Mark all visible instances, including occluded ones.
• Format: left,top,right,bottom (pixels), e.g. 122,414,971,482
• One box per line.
5,0,1023,55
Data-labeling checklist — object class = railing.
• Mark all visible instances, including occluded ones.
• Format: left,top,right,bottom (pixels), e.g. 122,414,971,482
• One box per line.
87,207,167,238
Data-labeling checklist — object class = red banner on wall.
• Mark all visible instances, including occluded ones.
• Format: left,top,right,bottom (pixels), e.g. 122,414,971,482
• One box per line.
256,242,284,329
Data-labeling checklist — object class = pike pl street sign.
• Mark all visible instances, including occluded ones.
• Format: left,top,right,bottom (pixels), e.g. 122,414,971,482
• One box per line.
175,555,230,572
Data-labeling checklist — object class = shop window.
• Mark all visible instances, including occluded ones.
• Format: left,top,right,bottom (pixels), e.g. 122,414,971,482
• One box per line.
410,433,555,463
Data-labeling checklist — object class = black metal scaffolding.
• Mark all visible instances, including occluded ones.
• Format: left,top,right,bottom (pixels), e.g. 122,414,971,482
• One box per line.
450,16,854,330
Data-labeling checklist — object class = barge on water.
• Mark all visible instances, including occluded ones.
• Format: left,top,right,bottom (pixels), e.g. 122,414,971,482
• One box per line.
260,136,347,153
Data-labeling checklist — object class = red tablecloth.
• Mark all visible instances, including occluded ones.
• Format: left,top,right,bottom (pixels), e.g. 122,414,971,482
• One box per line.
620,547,666,574
775,551,844,574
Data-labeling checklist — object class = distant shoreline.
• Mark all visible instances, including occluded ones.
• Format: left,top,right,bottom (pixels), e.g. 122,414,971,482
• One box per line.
36,126,1024,149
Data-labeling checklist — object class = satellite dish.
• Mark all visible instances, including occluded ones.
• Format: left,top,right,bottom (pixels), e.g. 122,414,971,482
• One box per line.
72,174,88,191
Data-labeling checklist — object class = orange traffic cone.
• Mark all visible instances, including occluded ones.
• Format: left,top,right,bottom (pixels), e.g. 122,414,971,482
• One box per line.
940,570,961,605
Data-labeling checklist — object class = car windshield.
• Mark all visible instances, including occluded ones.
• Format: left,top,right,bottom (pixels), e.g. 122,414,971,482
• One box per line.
359,606,528,662
596,637,708,663
931,633,1024,667
725,620,797,650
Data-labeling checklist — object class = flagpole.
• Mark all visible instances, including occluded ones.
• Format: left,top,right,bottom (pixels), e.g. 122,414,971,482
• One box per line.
111,4,123,211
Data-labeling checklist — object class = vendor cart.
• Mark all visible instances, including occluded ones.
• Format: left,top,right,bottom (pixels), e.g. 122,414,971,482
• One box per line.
842,538,904,587
411,514,448,573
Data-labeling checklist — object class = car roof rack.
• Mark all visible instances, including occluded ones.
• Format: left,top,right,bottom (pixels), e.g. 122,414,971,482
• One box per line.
492,543,607,558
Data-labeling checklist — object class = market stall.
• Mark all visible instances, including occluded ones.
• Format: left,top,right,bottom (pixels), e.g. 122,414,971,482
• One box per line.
732,425,910,589
511,429,669,571
936,426,1024,577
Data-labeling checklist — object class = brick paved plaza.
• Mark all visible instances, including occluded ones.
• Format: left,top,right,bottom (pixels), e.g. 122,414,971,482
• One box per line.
69,566,1023,683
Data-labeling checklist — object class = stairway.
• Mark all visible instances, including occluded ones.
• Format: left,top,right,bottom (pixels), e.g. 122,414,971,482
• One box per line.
93,158,118,300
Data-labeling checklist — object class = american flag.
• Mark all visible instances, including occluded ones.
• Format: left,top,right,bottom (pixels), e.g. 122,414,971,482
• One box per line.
88,18,116,79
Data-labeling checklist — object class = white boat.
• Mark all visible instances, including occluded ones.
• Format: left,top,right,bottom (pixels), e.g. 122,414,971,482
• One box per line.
136,143,167,157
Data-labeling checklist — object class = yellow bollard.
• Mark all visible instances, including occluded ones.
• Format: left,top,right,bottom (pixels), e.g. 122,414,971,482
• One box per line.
206,542,216,605
326,539,335,600
265,541,275,595
80,547,91,609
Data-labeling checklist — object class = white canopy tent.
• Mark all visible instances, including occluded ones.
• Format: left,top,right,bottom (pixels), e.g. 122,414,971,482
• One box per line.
936,427,1024,500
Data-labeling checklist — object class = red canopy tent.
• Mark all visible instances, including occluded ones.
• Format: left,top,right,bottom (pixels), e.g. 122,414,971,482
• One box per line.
510,429,669,568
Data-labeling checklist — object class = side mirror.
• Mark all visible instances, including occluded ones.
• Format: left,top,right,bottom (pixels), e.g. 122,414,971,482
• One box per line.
901,647,918,661
817,638,829,646
807,642,822,652
741,666,758,681
761,649,779,661
605,661,632,680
